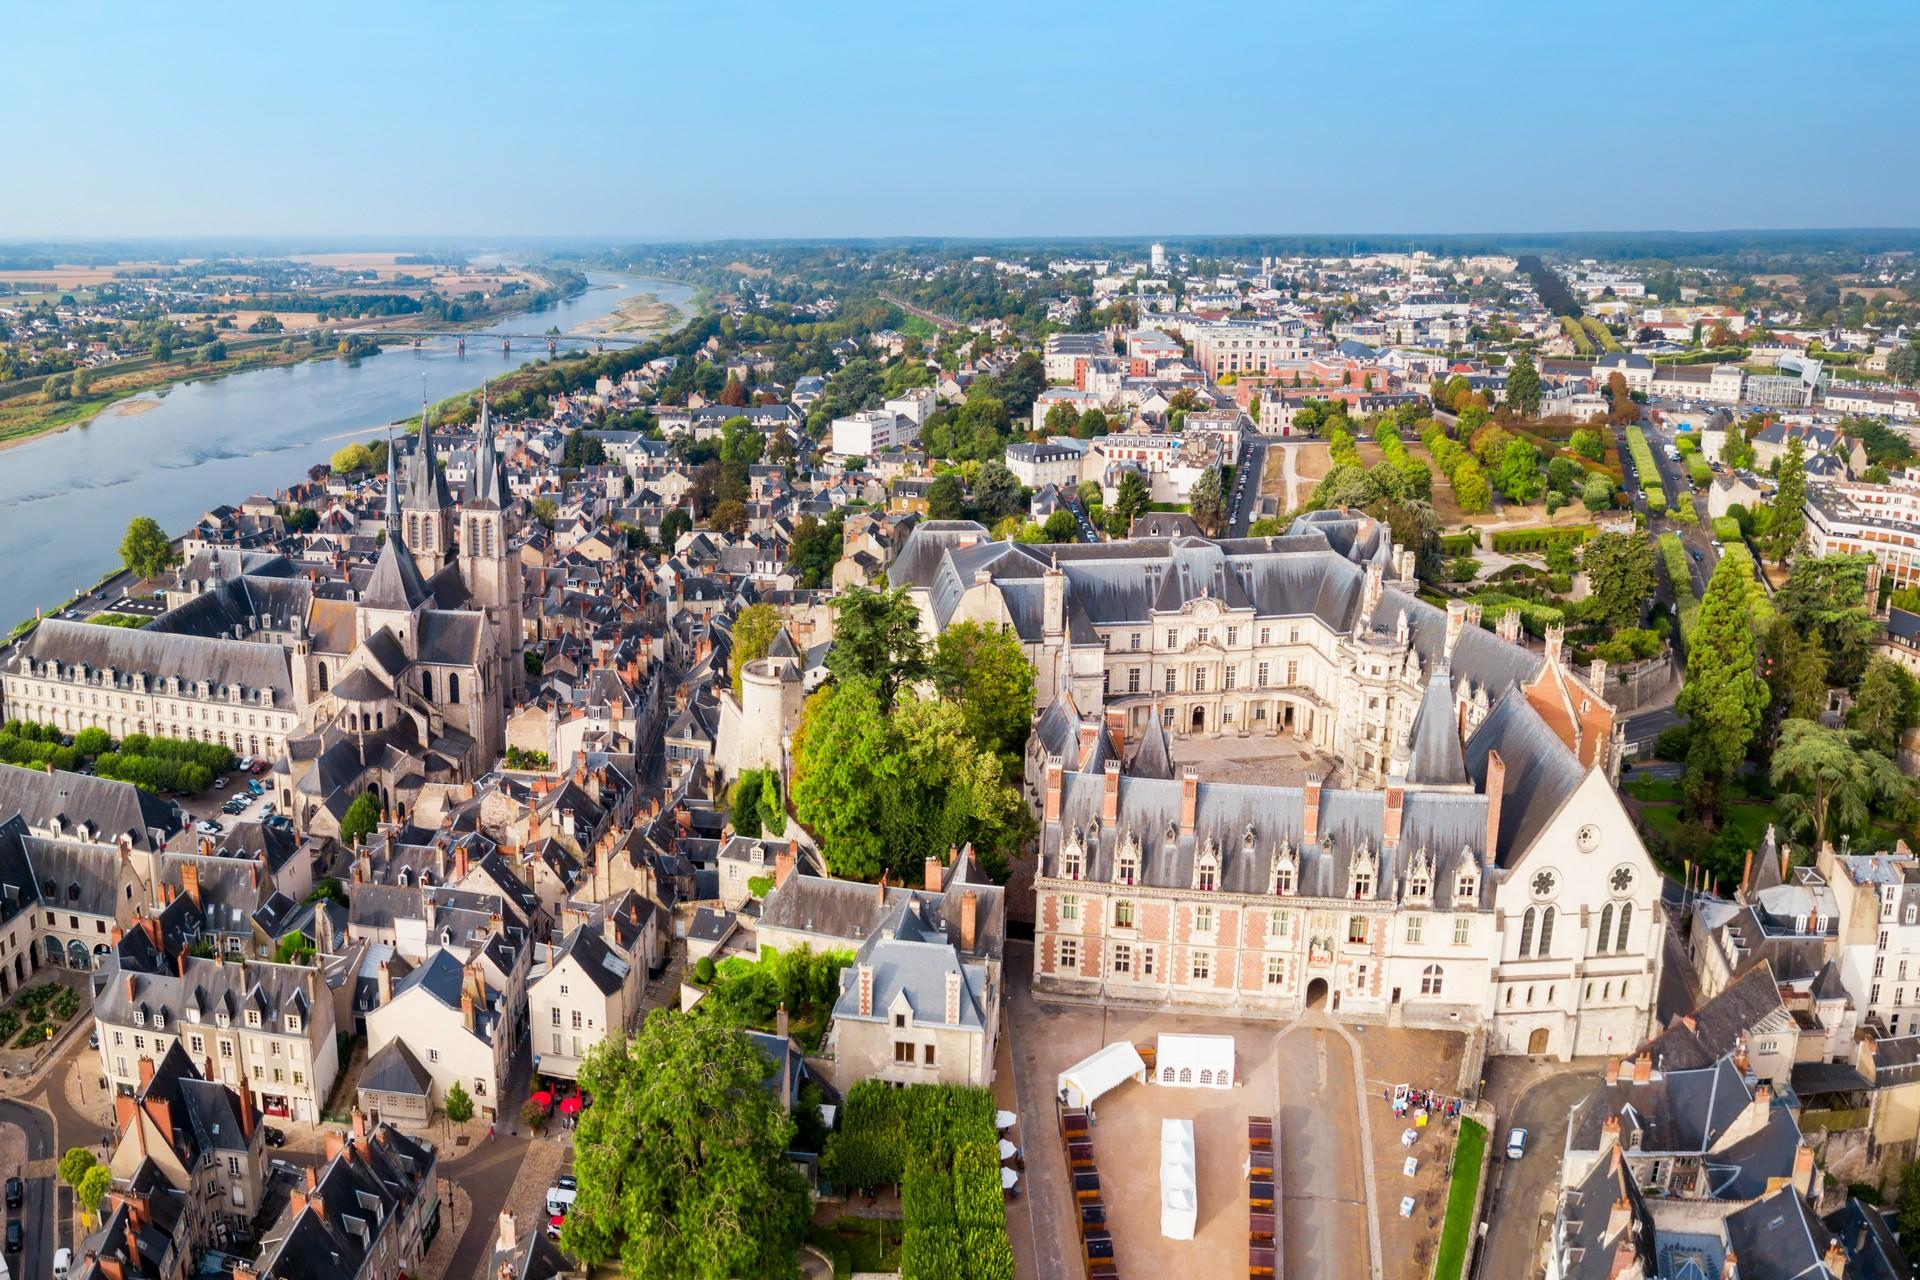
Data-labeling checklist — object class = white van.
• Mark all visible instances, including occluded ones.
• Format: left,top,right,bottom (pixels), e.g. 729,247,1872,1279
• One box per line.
545,1184,577,1216
54,1248,72,1280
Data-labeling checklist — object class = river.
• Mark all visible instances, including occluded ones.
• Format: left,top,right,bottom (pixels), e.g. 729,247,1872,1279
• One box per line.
0,271,696,625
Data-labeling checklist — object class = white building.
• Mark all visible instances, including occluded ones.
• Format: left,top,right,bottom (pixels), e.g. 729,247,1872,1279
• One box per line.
831,410,914,458
1005,440,1088,490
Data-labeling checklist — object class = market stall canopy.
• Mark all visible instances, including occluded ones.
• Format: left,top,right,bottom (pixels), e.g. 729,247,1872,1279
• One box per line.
1154,1033,1236,1089
1160,1117,1197,1241
1057,1041,1148,1110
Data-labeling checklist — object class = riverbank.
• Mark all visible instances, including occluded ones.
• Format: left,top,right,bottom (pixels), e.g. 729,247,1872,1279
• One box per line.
580,289,683,337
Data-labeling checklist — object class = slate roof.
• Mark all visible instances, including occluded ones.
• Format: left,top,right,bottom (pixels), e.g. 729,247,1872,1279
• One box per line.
358,1038,433,1099
361,534,433,613
1553,1145,1656,1280
254,1123,436,1280
18,617,294,702
1724,1185,1838,1280
0,763,181,849
1568,1057,1756,1155
1638,961,1790,1073
1405,664,1468,786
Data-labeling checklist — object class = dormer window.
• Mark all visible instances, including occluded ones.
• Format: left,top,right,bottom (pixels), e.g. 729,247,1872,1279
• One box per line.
1455,852,1480,903
1197,864,1216,892
1060,838,1084,881
245,1010,261,1028
1271,842,1297,896
153,1012,165,1030
1406,848,1433,902
286,1016,301,1033
1193,839,1220,892
133,1011,145,1027
1114,836,1139,887
1349,841,1378,900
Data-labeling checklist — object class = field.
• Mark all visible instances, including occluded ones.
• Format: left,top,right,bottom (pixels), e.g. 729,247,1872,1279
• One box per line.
1355,440,1600,531
1431,1118,1487,1280
0,261,200,288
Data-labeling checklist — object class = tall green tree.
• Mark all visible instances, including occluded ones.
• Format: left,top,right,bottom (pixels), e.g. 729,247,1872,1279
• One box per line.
1775,552,1877,686
1850,656,1920,756
1109,471,1150,532
930,622,1037,763
1677,554,1768,816
729,603,782,698
560,1014,808,1280
926,473,964,520
339,791,380,847
970,461,1025,522
443,1081,474,1124
1188,465,1227,534
1760,619,1828,748
119,515,177,579
1763,436,1808,565
827,585,927,709
1771,719,1909,849
1505,351,1542,417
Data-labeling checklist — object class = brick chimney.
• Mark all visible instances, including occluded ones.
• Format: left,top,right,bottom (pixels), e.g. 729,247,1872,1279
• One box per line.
1104,707,1126,756
115,1094,143,1156
461,989,476,1033
238,1079,254,1141
1794,1143,1816,1195
1632,1052,1652,1084
377,958,392,1006
924,856,942,893
961,891,978,953
1303,773,1322,846
137,1055,155,1091
876,869,889,906
1044,755,1063,824
181,860,201,907
1383,781,1404,846
774,841,796,889
1179,768,1199,833
455,843,471,882
1605,1058,1621,1085
1077,722,1100,768
945,970,961,1025
1601,1113,1621,1149
856,963,874,1017
1482,750,1505,868
1444,600,1466,657
351,1109,367,1141
1721,1250,1739,1280
324,1131,344,1163
1606,1195,1632,1241
1101,759,1121,824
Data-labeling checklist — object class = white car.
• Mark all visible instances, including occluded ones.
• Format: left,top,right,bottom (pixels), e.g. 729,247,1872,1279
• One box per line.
1505,1128,1528,1160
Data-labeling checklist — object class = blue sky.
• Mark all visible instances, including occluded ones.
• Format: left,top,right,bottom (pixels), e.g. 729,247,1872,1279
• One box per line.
4,1,1917,240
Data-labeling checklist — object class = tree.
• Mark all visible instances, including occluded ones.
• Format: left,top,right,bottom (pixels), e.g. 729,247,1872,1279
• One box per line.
1776,553,1877,685
1042,510,1078,543
658,507,691,549
1580,532,1658,630
1506,351,1542,417
119,515,177,579
1110,471,1150,530
970,461,1025,522
930,622,1036,763
788,510,844,588
1042,401,1079,435
1763,436,1808,565
729,770,768,838
1496,439,1543,503
339,790,380,848
710,500,749,536
1570,427,1606,462
1188,465,1227,534
76,1165,112,1227
926,473,965,521
1078,407,1109,438
1452,461,1493,514
58,1148,96,1190
1850,657,1920,756
331,442,373,474
559,1014,808,1280
1761,620,1829,748
1581,471,1616,513
444,1081,475,1124
827,585,927,709
1605,371,1635,425
1677,553,1768,816
729,603,781,698
1771,719,1909,849
531,497,558,529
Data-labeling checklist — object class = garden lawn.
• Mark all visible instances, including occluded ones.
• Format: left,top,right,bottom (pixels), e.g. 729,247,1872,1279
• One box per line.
1433,1118,1487,1280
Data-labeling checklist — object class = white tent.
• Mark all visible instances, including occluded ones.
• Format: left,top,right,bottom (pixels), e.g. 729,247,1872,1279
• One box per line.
1155,1033,1237,1089
1160,1118,1197,1240
1056,1041,1147,1110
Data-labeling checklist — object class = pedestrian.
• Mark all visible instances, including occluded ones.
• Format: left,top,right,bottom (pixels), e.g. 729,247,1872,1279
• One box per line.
488,1123,495,1143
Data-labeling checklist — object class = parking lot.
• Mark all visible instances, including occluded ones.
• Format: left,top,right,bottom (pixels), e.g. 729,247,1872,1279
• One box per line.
1004,946,1472,1280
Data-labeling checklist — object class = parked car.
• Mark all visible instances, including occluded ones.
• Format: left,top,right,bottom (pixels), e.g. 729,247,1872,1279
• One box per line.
546,1216,564,1241
195,819,223,835
249,760,270,775
53,1247,71,1280
5,1177,19,1208
264,1127,286,1149
6,1221,21,1252
1505,1128,1528,1160
247,780,265,796
237,757,254,772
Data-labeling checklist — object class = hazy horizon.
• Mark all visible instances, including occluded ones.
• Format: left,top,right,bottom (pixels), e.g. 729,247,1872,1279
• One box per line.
6,2,1918,240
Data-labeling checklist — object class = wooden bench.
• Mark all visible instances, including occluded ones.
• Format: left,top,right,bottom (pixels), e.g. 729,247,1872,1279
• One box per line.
1079,1203,1107,1235
1248,1211,1275,1242
1067,1140,1096,1168
1247,1179,1274,1209
1249,1243,1277,1277
1074,1170,1102,1201
1247,1116,1274,1149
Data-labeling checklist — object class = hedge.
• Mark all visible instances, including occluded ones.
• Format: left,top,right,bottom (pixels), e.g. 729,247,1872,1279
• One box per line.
1657,533,1700,642
821,1082,1010,1280
1646,489,1667,515
1687,456,1711,487
1438,532,1480,556
1712,517,1742,542
1488,526,1591,554
1624,425,1660,487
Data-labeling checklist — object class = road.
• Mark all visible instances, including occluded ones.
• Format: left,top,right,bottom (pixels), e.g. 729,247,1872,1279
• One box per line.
876,292,961,333
1228,439,1267,537
1474,1065,1597,1280
1275,1018,1372,1280
0,1097,55,1280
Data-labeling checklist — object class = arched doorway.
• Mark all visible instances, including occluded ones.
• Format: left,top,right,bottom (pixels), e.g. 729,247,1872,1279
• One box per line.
67,939,90,969
1305,977,1329,1010
1190,705,1206,734
1527,1027,1550,1055
42,936,62,967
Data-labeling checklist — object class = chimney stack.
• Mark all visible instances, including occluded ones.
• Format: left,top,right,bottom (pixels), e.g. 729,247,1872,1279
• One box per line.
351,1109,368,1141
774,841,796,889
856,964,874,1017
377,958,393,1006
1606,1195,1632,1241
324,1132,344,1163
961,891,978,953
1824,1239,1848,1278
924,856,942,893
876,870,889,906
461,989,476,1033
1383,781,1404,846
1101,759,1121,824
1633,1052,1652,1084
775,1003,788,1042
1444,600,1466,657
945,970,961,1025
1104,707,1126,757
1179,768,1198,834
137,1056,155,1091
1044,755,1063,824
497,1211,517,1256
1482,750,1505,867
1303,773,1322,846
182,860,201,906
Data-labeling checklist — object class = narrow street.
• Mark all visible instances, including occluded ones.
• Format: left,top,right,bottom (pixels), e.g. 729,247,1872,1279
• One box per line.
1474,1062,1600,1280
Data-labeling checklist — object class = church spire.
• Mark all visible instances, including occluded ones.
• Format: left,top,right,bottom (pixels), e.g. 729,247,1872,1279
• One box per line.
384,426,400,532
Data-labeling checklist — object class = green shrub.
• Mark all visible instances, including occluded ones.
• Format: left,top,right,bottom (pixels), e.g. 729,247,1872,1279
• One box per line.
1488,526,1591,554
1712,517,1742,542
1657,533,1700,641
1687,456,1711,487
692,955,716,985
